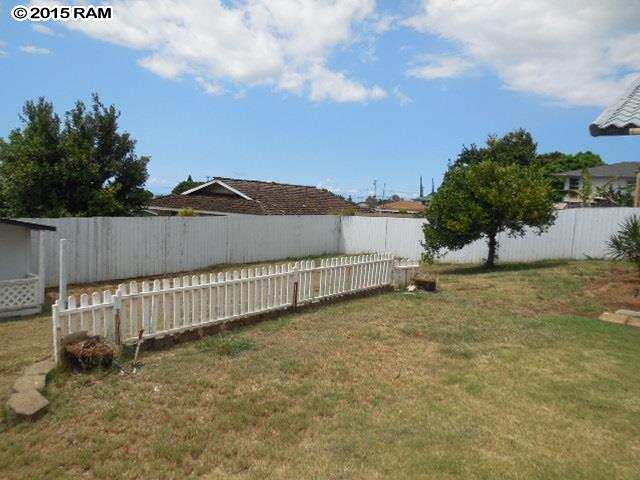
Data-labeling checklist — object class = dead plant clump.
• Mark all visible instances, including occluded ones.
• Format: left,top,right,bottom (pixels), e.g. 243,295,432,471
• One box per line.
65,336,114,371
585,266,640,312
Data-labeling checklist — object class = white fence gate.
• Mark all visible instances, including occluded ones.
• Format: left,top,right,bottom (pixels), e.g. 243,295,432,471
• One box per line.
52,254,410,361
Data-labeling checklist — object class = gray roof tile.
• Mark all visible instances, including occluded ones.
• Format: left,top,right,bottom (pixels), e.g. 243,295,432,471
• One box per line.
590,78,640,136
552,161,640,178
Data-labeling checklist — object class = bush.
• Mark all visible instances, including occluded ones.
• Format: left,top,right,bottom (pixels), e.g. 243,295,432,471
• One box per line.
177,207,197,216
608,215,640,277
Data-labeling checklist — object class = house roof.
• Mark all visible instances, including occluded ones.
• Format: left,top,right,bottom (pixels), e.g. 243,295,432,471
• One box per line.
0,219,56,231
377,201,426,212
552,161,640,178
590,78,640,136
149,177,356,215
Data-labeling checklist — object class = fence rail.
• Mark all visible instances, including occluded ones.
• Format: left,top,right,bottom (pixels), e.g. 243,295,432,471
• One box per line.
52,254,408,360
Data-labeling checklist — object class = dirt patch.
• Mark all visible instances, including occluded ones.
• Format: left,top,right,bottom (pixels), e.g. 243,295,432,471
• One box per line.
585,267,640,312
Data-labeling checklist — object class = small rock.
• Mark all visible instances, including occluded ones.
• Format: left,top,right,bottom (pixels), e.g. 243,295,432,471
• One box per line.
406,285,417,292
615,309,640,318
13,375,46,393
626,318,640,329
599,312,629,325
7,390,49,420
24,359,55,377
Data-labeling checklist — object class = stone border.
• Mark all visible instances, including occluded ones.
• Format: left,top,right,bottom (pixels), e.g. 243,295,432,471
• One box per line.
6,359,55,421
599,311,640,329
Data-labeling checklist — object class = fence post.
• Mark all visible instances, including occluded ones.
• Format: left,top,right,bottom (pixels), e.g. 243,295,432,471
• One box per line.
290,264,299,309
52,301,60,364
114,287,123,345
58,238,67,309
37,231,45,305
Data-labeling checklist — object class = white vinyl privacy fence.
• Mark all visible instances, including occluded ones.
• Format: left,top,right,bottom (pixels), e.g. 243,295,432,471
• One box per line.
52,254,411,361
341,208,640,262
25,207,640,288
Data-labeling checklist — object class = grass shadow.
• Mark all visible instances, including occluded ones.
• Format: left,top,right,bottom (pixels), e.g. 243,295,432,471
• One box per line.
436,259,572,276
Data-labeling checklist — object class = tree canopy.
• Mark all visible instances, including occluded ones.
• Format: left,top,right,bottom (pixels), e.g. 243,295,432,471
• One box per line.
537,150,604,195
0,95,151,217
424,130,556,267
172,175,203,195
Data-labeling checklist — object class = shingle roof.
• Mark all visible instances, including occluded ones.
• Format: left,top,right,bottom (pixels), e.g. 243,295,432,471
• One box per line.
149,177,356,215
552,161,640,178
0,219,56,231
590,78,640,136
377,201,426,212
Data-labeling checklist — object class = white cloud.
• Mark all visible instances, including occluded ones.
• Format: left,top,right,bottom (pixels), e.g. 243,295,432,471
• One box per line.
36,0,386,103
147,177,174,187
392,86,412,105
308,66,386,102
32,24,59,36
372,14,397,34
0,40,7,58
406,0,640,106
406,55,473,80
20,45,50,55
195,76,224,96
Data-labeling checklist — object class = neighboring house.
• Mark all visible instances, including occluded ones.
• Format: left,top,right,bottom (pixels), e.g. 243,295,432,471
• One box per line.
0,219,55,317
375,200,427,214
148,177,357,216
552,162,639,206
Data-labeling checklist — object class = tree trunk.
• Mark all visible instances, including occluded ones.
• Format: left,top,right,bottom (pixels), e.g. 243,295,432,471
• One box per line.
486,234,497,268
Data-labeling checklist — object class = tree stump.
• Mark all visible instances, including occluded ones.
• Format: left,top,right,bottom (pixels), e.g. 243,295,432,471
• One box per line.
414,273,437,292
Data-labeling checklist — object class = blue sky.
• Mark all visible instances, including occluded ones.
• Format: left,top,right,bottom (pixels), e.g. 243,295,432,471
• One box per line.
1,0,639,199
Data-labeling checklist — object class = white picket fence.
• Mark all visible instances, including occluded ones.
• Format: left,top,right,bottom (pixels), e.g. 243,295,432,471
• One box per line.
52,253,409,360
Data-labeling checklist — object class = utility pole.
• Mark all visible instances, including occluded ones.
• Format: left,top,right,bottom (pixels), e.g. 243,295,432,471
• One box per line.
419,176,424,197
382,183,386,201
373,180,377,200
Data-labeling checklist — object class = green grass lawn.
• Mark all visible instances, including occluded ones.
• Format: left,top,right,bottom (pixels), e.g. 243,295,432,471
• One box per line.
1,260,639,479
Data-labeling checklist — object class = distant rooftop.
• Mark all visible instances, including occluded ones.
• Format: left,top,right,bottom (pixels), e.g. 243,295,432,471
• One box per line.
590,78,640,136
552,161,640,178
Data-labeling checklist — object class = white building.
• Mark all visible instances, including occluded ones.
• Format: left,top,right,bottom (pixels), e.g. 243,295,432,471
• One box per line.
0,219,56,317
553,161,639,206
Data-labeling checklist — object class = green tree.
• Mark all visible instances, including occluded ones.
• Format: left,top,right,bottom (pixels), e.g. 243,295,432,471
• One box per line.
537,150,604,195
0,95,151,217
452,129,538,169
172,175,203,195
424,131,556,268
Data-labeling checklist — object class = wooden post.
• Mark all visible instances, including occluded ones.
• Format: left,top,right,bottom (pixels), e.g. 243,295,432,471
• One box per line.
37,231,45,305
52,302,60,364
290,264,299,309
635,172,640,208
114,287,123,345
58,238,67,309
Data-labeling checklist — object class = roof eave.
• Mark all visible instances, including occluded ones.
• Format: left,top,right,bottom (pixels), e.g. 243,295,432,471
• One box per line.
590,124,640,137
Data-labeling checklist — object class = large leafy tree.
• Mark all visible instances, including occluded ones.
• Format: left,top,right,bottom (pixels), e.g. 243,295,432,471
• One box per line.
537,150,604,195
424,130,556,267
0,95,151,217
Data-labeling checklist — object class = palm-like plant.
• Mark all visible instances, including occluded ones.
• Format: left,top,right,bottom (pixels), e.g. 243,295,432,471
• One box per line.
608,215,640,278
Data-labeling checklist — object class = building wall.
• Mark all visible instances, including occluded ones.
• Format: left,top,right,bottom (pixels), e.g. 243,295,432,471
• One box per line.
562,177,634,202
0,225,30,280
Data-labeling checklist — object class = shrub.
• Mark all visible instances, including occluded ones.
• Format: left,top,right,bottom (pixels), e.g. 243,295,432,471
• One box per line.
177,207,197,216
608,215,640,277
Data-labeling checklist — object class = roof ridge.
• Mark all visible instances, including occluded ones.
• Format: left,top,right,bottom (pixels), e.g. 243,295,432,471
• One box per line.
214,177,318,189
